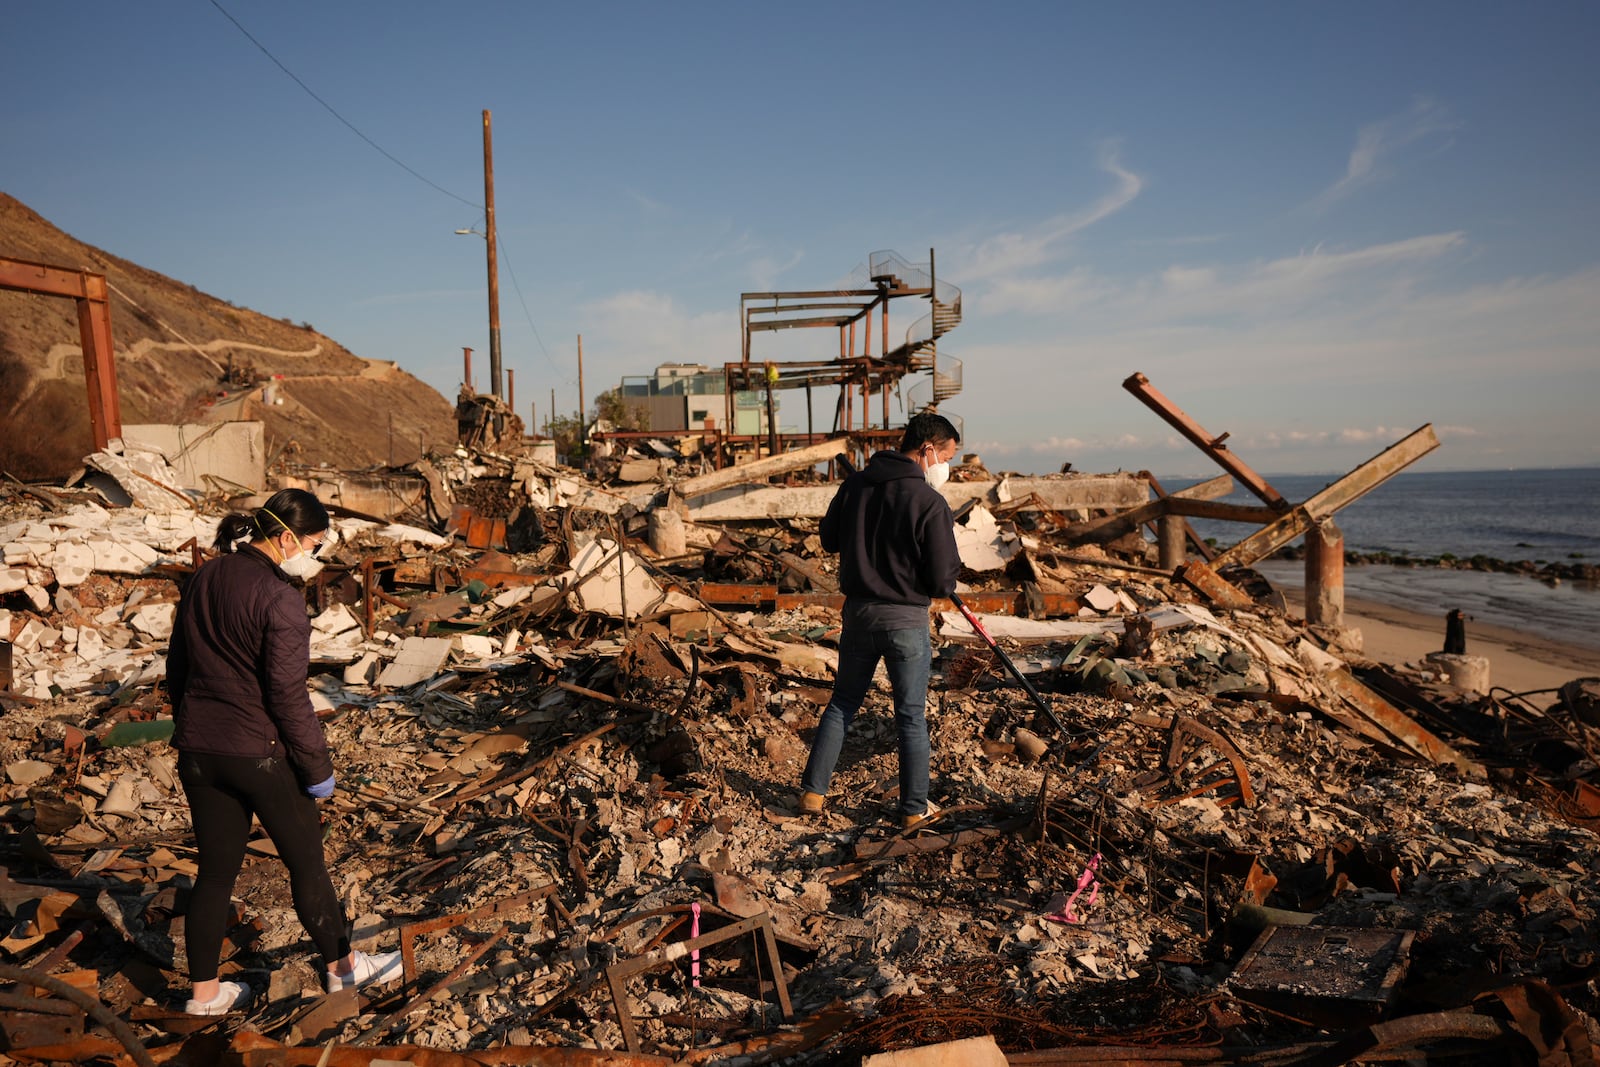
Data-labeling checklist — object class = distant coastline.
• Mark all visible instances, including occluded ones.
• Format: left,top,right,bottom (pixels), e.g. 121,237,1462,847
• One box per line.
1264,542,1600,584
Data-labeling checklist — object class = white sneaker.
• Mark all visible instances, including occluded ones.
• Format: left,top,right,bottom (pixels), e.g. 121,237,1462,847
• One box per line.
184,979,251,1015
324,948,404,994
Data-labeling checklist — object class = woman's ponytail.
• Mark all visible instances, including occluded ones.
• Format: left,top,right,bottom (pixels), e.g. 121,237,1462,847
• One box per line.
213,513,257,553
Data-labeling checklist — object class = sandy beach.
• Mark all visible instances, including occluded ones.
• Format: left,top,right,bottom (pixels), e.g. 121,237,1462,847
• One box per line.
1276,589,1600,695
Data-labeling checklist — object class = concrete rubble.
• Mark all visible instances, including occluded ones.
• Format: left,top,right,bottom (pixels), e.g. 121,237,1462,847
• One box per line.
0,435,1597,1066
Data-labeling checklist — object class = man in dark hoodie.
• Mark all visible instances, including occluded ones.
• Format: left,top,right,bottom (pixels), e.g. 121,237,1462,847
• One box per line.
798,412,962,829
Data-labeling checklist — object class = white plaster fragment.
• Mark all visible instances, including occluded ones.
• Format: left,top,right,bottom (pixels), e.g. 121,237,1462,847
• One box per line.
128,603,175,640
44,542,95,587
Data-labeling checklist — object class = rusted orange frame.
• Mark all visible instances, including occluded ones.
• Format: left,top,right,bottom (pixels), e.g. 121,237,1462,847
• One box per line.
0,256,122,449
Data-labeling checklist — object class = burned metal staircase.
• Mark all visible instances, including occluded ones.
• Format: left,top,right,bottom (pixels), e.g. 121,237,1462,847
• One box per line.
869,250,962,415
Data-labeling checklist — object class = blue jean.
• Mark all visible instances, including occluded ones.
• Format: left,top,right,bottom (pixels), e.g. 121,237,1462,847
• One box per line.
800,625,932,817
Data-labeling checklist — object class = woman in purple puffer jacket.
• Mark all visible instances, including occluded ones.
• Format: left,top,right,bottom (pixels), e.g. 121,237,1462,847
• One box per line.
167,487,400,1014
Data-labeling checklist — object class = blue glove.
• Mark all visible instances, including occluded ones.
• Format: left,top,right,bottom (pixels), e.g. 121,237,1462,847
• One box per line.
305,775,336,799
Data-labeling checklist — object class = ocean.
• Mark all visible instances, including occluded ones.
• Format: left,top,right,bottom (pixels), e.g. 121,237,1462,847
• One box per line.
1167,468,1600,654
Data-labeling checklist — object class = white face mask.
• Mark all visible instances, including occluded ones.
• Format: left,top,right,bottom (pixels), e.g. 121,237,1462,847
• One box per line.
270,535,324,580
278,550,324,581
923,461,950,490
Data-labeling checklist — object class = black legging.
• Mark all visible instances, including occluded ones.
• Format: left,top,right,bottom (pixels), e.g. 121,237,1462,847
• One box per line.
177,751,349,982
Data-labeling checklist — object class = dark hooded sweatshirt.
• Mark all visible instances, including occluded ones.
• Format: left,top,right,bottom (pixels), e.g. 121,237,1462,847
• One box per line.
167,545,334,787
821,449,962,630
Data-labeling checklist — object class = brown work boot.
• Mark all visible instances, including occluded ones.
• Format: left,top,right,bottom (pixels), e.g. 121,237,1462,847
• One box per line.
796,791,825,815
900,800,941,831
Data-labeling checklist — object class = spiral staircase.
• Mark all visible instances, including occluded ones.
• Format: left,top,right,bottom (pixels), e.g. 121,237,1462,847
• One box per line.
868,250,963,421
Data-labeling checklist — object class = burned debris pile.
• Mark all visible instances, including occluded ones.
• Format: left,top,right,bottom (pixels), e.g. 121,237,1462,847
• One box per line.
0,429,1597,1067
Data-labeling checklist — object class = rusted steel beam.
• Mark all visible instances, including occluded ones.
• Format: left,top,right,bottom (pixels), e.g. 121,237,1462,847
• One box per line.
1123,373,1288,509
0,256,122,449
1305,519,1345,629
1212,424,1440,569
77,279,122,449
1142,471,1216,562
1174,561,1256,610
1164,498,1284,523
399,883,569,985
1322,668,1482,775
1065,473,1232,542
0,257,99,298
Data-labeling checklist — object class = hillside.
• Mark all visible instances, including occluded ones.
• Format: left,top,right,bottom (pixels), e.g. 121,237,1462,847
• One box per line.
0,193,457,480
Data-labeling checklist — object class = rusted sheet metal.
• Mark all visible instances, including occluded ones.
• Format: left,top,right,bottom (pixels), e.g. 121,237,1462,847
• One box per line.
1122,372,1288,509
1322,668,1483,776
1212,424,1440,569
604,912,792,1055
1174,561,1256,610
449,505,507,550
1230,925,1414,1027
1573,780,1600,818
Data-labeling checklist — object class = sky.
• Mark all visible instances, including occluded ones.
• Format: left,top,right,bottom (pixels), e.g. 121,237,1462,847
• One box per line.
4,2,1598,476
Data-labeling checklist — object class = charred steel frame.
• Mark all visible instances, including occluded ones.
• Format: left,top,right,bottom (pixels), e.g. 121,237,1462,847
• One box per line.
0,256,122,449
730,249,946,456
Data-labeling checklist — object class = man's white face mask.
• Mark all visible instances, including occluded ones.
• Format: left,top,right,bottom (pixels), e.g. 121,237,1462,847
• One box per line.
923,461,951,490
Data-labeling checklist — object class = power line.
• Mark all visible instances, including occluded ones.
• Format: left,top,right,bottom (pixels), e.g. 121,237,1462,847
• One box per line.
206,0,481,209
496,234,571,382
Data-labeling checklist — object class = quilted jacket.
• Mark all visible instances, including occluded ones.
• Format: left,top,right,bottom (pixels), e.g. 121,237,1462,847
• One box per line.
167,545,334,786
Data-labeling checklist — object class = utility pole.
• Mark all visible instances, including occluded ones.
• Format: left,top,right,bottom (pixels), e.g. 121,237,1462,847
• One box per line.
482,109,502,398
577,334,586,428
549,388,555,436
507,368,515,420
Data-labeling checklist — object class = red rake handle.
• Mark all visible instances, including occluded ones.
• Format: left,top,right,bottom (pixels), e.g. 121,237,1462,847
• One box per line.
950,592,1069,737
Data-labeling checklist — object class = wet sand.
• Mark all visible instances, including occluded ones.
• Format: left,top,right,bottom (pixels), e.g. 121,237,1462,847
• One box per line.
1278,589,1600,695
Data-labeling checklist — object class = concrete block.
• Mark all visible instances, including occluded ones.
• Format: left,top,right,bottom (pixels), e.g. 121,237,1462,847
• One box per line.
122,422,266,493
1425,652,1491,696
311,603,360,636
22,584,49,613
648,508,687,557
1082,584,1122,613
344,651,379,686
863,1035,1008,1066
457,634,498,659
375,636,454,688
6,760,54,787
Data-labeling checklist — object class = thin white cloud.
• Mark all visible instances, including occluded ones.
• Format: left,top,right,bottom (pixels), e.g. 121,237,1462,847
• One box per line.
962,141,1143,282
575,289,733,391
745,250,806,291
1314,96,1461,208
985,231,1466,319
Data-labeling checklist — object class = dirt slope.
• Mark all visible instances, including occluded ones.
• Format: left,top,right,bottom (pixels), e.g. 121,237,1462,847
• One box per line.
0,192,456,480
